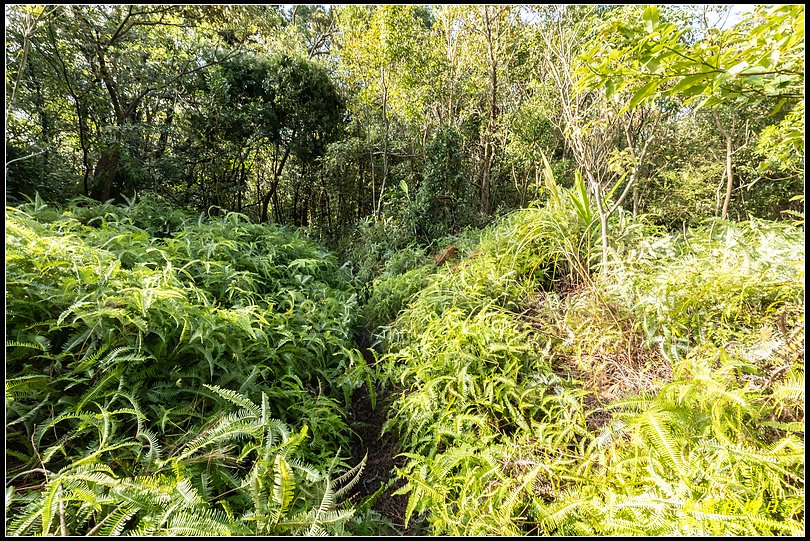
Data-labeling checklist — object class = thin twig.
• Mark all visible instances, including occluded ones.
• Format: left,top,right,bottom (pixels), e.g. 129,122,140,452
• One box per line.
85,513,110,536
59,498,67,536
5,148,49,168
763,364,793,389
6,467,53,484
30,425,50,484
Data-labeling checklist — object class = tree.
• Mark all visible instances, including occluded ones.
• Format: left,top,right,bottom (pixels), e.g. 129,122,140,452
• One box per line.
5,5,239,202
182,52,343,223
406,126,474,240
579,4,804,219
530,6,632,269
336,5,438,219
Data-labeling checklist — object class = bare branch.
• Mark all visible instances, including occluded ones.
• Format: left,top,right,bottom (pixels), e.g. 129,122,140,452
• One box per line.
5,148,49,168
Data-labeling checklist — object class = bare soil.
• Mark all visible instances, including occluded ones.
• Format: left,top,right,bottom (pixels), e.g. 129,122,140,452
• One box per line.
346,342,426,535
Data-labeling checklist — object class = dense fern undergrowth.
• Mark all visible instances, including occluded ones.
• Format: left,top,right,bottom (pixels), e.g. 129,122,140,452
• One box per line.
6,189,805,536
6,195,371,535
367,179,805,535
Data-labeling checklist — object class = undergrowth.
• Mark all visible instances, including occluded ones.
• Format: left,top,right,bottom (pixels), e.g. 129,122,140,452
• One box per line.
5,189,804,536
371,179,804,535
5,194,374,535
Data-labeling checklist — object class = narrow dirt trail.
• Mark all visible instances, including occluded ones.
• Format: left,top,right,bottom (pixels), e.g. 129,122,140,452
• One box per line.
346,338,425,535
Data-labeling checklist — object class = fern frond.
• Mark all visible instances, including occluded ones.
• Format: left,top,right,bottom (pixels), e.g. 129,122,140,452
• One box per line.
332,454,366,499
203,384,261,416
287,458,323,483
270,455,295,524
536,491,589,534
7,500,45,536
176,409,261,461
633,408,684,475
136,428,163,466
770,374,804,402
6,340,50,352
95,504,138,536
502,464,543,519
163,508,239,536
759,420,804,433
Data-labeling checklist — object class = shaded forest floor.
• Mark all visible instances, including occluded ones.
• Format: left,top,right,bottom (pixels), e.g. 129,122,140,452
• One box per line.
346,341,427,536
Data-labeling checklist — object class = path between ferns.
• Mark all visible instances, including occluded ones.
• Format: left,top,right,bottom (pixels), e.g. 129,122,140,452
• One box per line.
346,334,425,535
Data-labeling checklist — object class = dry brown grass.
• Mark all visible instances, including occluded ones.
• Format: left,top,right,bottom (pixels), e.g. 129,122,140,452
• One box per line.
523,289,672,431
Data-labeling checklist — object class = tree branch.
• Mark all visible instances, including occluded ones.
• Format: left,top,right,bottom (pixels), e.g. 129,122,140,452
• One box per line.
5,148,49,168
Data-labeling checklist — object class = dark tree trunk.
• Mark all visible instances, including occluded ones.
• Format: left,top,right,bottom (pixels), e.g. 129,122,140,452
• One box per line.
261,144,291,223
154,99,174,159
92,145,121,201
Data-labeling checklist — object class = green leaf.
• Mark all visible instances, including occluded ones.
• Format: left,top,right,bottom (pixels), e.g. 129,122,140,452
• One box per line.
627,79,659,110
642,6,660,33
605,78,616,97
643,56,660,73
666,72,712,96
5,486,14,515
727,61,750,77
271,455,295,523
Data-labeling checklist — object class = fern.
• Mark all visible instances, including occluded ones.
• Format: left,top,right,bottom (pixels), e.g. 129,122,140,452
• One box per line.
7,192,803,536
6,198,370,536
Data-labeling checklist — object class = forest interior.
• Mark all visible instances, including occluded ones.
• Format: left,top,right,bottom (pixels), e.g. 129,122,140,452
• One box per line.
4,4,805,536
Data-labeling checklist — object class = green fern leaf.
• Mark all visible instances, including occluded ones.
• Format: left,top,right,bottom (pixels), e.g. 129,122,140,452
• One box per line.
271,455,295,524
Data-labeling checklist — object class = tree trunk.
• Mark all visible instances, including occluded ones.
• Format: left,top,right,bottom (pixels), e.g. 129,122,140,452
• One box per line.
588,171,610,271
482,6,499,215
357,160,365,220
261,144,290,223
712,112,734,220
367,107,377,219
721,133,733,220
292,183,300,225
154,97,175,159
47,23,92,195
78,108,91,196
260,184,276,223
299,186,308,227
29,62,50,173
93,145,121,202
375,69,389,217
90,42,153,202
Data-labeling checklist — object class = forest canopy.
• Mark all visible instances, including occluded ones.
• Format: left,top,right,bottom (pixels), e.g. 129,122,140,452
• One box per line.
6,4,804,237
